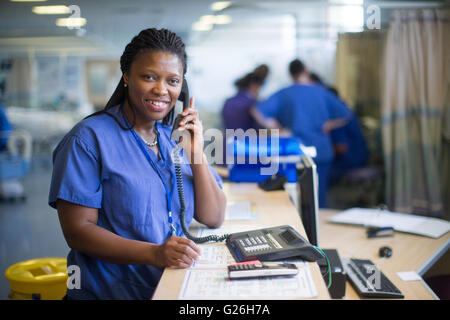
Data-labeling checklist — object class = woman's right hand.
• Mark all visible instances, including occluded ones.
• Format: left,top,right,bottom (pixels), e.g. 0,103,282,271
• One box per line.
155,236,201,268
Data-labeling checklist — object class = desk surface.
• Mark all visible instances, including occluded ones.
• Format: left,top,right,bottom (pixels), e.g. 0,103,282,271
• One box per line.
153,182,449,300
152,183,331,300
319,209,449,300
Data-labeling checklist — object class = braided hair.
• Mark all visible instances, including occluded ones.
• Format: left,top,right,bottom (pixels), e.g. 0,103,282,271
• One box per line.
234,72,264,91
233,64,269,92
89,28,187,128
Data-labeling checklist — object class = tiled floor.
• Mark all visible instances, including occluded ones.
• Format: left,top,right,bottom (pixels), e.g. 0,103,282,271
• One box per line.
0,160,69,300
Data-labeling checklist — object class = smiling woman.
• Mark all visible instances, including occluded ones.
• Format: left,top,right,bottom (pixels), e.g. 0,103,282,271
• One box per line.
48,28,226,300
123,50,183,145
102,28,187,127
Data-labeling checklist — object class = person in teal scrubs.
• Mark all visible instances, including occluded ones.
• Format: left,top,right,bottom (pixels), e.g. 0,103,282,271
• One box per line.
49,28,226,299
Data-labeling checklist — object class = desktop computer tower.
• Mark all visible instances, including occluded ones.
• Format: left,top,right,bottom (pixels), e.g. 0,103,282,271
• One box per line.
317,249,346,299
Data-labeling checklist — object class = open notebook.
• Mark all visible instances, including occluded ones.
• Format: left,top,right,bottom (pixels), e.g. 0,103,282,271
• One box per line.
328,207,450,239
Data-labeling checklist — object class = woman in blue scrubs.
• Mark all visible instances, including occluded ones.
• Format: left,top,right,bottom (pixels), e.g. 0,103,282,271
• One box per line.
49,28,226,299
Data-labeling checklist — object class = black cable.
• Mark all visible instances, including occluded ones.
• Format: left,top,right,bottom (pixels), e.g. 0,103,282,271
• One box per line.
173,144,228,243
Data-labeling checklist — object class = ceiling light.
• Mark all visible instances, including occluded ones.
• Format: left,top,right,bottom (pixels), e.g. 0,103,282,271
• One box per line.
56,17,86,28
212,15,232,24
211,1,232,11
328,4,364,32
199,14,232,25
192,21,212,31
32,5,70,14
199,15,216,24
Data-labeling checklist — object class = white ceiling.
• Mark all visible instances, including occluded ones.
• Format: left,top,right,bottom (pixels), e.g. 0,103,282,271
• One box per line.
0,0,448,57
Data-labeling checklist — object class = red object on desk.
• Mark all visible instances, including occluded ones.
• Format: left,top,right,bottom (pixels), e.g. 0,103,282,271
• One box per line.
228,260,261,267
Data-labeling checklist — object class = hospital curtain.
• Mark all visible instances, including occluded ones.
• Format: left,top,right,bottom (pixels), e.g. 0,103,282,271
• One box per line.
335,31,385,117
381,9,450,219
335,31,386,167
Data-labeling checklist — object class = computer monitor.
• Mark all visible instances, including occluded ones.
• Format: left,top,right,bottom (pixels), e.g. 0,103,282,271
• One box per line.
296,155,320,246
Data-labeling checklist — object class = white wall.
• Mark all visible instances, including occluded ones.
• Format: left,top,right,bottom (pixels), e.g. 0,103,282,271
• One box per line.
2,53,91,114
186,14,338,130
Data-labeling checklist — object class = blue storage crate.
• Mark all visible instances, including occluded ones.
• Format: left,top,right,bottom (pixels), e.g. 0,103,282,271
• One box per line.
227,136,304,183
0,152,30,180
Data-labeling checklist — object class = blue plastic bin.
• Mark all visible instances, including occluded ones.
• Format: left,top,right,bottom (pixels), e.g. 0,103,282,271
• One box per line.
227,137,304,183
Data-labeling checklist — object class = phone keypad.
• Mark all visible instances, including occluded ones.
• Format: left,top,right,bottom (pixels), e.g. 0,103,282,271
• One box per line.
239,236,271,253
228,263,263,272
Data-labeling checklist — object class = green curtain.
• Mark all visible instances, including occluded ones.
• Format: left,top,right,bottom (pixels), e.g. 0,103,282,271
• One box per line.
382,9,450,219
334,31,387,172
335,31,385,118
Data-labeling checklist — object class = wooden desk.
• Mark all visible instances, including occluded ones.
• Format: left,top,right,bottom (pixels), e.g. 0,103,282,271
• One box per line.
319,209,449,300
153,182,449,300
152,182,331,300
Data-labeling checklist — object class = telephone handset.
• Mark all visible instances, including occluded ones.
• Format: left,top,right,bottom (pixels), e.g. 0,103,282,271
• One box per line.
170,79,190,141
171,79,228,243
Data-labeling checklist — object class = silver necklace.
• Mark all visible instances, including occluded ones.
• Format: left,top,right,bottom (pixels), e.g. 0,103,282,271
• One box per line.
140,130,158,147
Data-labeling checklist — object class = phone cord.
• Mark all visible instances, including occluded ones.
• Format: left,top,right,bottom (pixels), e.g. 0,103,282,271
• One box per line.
173,143,228,244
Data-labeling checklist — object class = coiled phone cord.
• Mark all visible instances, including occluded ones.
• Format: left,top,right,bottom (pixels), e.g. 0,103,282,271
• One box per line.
173,143,228,244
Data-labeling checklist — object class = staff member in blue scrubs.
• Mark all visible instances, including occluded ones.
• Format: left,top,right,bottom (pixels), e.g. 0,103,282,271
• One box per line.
222,72,265,132
256,59,350,207
49,28,226,300
0,103,13,151
221,64,269,133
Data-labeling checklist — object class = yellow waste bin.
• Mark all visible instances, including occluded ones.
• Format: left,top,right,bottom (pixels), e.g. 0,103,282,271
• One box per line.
5,257,68,300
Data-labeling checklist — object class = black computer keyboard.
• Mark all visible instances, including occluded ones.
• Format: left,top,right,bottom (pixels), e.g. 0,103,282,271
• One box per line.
341,258,404,298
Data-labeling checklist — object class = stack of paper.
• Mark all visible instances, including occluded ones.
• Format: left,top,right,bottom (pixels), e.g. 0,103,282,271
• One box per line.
328,208,450,239
225,201,258,221
179,265,317,300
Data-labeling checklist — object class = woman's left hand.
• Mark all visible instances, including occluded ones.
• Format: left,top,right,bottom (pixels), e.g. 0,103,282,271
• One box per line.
176,97,204,164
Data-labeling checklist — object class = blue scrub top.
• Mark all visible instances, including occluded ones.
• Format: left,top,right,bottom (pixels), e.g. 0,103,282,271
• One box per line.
329,111,369,182
257,84,350,163
48,104,222,300
222,91,260,131
0,105,13,151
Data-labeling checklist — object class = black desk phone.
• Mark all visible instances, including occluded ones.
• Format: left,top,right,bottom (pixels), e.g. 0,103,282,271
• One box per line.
226,225,323,262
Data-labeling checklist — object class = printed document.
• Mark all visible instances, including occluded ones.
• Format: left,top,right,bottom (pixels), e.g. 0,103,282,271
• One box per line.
179,265,317,299
193,244,236,268
329,207,450,238
225,201,258,220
